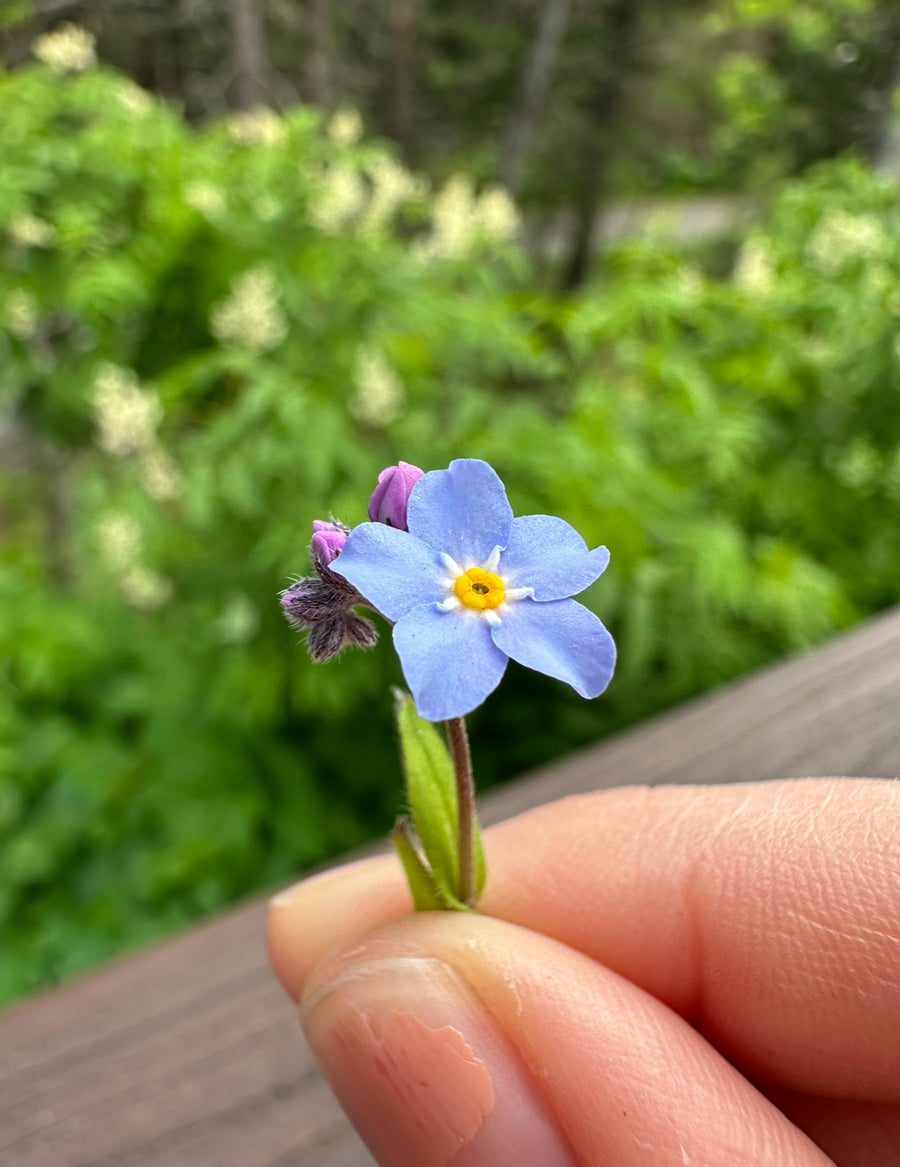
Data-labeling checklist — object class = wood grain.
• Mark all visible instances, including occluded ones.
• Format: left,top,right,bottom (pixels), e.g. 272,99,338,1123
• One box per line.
3,606,899,1167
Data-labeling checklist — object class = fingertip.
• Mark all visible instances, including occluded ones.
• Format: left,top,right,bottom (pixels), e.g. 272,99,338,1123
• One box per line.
266,853,411,1001
300,921,579,1167
267,779,900,1102
301,912,832,1167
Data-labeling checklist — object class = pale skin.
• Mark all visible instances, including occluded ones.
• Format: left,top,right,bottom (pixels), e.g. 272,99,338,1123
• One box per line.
267,779,900,1166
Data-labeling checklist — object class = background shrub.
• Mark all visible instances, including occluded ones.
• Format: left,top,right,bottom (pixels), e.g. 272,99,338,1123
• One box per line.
1,59,898,1003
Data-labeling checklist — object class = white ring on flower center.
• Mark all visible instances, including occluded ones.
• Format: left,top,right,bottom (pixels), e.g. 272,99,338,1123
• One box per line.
440,552,463,575
484,545,502,572
436,546,534,620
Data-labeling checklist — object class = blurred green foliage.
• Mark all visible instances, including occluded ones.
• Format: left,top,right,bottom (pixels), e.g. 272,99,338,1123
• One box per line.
2,56,900,1003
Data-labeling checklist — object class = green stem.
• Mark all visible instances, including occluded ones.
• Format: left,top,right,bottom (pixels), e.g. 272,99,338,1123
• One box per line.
445,716,475,907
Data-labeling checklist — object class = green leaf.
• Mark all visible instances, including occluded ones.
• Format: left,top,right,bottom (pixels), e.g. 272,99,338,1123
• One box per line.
474,822,487,900
393,690,487,910
394,689,460,897
390,818,464,912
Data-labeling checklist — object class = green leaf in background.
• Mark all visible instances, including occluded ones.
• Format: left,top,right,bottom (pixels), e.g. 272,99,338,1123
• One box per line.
4,45,900,1003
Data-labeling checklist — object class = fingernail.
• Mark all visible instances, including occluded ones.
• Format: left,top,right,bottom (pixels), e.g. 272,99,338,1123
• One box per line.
301,956,577,1167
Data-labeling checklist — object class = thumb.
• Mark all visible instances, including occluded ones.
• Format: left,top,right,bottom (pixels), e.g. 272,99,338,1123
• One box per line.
298,912,832,1167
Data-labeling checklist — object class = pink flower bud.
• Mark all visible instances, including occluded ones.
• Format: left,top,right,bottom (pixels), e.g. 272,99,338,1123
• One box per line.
367,461,424,531
311,520,348,569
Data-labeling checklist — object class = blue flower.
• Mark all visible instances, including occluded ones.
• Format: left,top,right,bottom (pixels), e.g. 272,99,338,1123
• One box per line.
332,459,616,721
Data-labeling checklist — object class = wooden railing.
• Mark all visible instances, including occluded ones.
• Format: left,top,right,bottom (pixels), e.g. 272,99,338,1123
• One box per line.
3,606,899,1167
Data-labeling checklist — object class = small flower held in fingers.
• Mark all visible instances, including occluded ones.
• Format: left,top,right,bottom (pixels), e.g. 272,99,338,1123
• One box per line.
279,458,616,913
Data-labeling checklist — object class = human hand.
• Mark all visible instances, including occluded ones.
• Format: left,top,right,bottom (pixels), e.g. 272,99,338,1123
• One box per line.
267,779,900,1166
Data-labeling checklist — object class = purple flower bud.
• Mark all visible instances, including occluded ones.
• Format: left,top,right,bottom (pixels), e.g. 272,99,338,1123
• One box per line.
367,461,424,531
280,514,378,663
310,519,348,569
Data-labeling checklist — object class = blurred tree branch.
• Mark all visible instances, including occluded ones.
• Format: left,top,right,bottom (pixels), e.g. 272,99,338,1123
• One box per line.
561,0,639,288
230,0,270,108
500,0,571,195
305,0,332,106
388,0,419,150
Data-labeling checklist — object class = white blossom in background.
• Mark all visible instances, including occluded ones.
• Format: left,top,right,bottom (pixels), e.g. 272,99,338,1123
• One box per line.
119,565,173,611
254,194,281,222
733,239,774,295
216,593,260,644
183,182,227,221
862,262,893,301
140,445,181,502
677,265,705,302
32,23,96,73
308,165,367,234
96,512,143,573
116,80,153,117
9,215,56,248
210,265,288,353
92,363,162,456
327,107,363,148
420,173,477,259
4,289,38,339
474,186,519,242
95,513,172,610
417,176,521,260
351,346,404,427
361,156,422,234
802,333,835,366
227,108,286,147
805,211,885,276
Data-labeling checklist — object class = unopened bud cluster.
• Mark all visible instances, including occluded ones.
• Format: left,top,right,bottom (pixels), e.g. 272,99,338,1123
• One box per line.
310,518,347,567
280,519,377,663
280,463,424,663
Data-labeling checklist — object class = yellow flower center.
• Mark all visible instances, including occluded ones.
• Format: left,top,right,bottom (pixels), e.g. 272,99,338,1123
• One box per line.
454,567,505,611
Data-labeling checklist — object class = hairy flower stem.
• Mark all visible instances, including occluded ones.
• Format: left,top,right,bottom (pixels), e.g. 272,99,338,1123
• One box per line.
445,716,476,907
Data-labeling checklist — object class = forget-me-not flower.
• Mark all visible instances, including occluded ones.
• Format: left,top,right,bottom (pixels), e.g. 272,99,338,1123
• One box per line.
332,458,615,721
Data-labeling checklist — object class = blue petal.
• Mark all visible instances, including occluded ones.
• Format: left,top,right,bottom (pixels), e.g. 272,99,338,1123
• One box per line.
490,597,615,698
406,459,513,566
393,604,508,721
331,523,445,622
500,515,610,601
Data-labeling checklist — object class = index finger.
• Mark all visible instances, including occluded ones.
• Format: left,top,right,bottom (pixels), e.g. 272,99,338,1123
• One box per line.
267,778,900,1099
